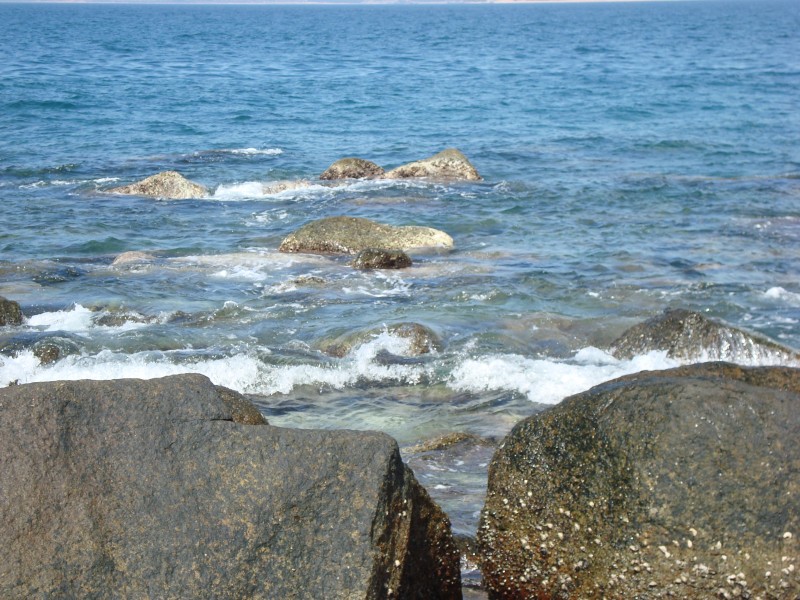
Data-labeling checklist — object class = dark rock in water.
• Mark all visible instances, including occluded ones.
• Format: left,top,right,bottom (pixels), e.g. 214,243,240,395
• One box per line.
0,332,81,363
352,248,413,270
610,308,800,363
320,322,444,358
405,432,494,455
320,157,385,180
33,343,60,365
31,265,86,285
279,216,453,255
0,296,23,326
478,363,800,599
108,171,207,199
0,374,461,599
382,149,482,181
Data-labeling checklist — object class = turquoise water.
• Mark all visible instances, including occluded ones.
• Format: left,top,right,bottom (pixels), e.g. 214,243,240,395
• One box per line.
2,1,800,541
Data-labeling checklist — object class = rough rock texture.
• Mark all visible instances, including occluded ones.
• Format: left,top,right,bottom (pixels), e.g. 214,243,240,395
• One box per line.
0,374,461,599
320,157,385,180
320,322,444,358
111,251,155,266
109,171,207,199
279,216,453,255
478,363,800,599
352,248,413,270
611,308,800,364
382,149,481,181
0,296,23,326
262,179,314,195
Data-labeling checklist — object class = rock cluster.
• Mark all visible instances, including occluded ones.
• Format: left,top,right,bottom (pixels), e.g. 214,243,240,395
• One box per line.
320,149,481,182
0,374,461,599
279,216,453,255
109,171,207,199
478,363,800,599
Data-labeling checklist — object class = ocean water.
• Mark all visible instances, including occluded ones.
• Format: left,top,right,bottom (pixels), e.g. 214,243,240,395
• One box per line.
2,0,799,555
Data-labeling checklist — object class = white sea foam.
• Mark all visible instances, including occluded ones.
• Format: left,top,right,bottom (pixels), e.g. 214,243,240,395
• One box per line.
227,147,283,156
26,304,95,332
448,348,679,404
212,181,267,200
765,286,800,306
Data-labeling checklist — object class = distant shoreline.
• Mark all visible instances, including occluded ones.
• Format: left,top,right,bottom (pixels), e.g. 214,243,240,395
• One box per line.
4,0,682,5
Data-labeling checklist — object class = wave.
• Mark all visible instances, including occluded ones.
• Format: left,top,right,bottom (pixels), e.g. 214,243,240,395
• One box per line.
765,286,800,306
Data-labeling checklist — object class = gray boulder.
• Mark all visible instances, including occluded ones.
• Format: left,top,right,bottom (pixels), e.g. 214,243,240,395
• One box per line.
0,296,23,326
0,374,461,599
279,216,453,255
320,157,385,180
382,149,481,182
352,248,413,270
109,171,207,199
611,308,800,364
478,363,800,599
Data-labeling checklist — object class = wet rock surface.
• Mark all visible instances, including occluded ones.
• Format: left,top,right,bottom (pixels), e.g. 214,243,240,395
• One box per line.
279,216,453,255
320,157,385,180
0,374,461,599
478,363,800,599
382,149,482,181
108,171,207,199
0,296,23,326
319,322,444,359
611,308,800,364
352,248,413,270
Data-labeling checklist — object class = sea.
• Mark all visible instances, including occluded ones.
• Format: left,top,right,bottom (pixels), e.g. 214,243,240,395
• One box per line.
1,0,799,582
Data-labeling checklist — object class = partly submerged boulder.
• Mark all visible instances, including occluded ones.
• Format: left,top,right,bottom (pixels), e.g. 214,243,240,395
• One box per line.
109,171,207,199
262,179,314,195
279,216,453,255
319,322,444,358
610,308,800,364
478,363,800,599
352,248,413,270
0,296,23,326
111,250,155,266
0,374,461,599
320,157,385,180
382,149,481,182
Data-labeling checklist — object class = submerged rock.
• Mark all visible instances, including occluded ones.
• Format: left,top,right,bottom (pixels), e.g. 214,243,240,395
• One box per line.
109,171,207,199
279,216,453,255
0,297,23,327
352,248,413,270
610,308,800,363
0,374,461,598
382,149,481,181
320,157,385,180
478,363,800,599
262,179,313,195
111,250,155,266
319,322,444,358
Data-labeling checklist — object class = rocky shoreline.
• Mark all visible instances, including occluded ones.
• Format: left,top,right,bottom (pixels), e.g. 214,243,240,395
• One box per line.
2,296,799,598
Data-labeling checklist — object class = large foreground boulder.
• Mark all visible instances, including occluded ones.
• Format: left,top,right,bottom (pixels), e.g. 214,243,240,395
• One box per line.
611,308,800,364
109,171,207,199
478,363,800,599
382,149,481,182
320,157,385,180
0,296,23,326
279,216,453,255
0,374,461,599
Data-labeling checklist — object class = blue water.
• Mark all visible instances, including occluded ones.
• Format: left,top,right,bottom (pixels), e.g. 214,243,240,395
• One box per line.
2,1,800,543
